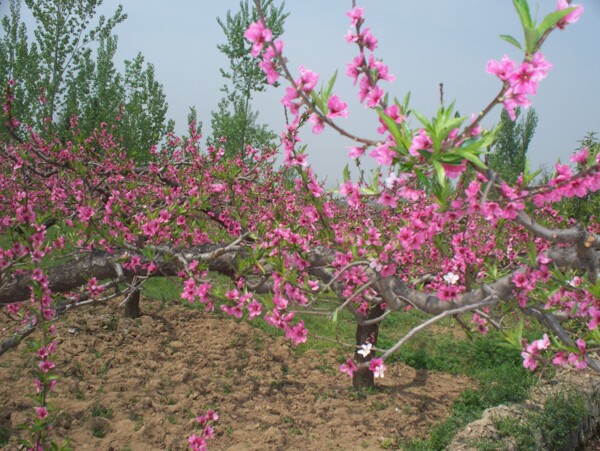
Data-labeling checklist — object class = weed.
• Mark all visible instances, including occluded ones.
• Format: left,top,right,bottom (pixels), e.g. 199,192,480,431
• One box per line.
0,424,11,447
167,415,177,425
91,425,107,438
106,316,118,332
133,419,144,432
380,437,396,449
91,404,113,419
75,388,86,400
488,387,586,450
369,400,388,412
222,383,232,394
536,387,586,449
494,413,538,450
348,386,378,401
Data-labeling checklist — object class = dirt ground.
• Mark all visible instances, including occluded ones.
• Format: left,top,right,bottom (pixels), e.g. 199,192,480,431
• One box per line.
0,298,473,450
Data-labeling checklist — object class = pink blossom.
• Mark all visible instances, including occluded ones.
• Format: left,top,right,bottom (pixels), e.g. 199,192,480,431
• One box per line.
437,284,459,301
348,146,364,158
246,300,262,319
486,55,516,81
346,54,364,84
369,54,394,83
286,321,308,345
39,359,55,373
361,28,378,51
570,147,588,165
259,60,279,84
296,66,319,93
244,21,273,57
327,95,348,118
196,409,218,425
521,351,538,370
377,191,397,208
188,434,207,451
6,303,21,314
369,357,387,378
339,358,358,377
409,129,433,158
369,142,395,166
366,85,384,108
34,406,48,420
77,205,95,223
442,161,467,179
339,180,361,208
377,104,404,134
346,6,365,27
556,0,583,30
308,113,325,134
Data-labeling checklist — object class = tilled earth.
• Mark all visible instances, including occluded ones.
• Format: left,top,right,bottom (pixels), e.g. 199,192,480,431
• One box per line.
0,299,473,450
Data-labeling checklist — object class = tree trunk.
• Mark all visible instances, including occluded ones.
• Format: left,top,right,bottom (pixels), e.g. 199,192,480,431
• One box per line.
123,289,141,319
352,303,385,389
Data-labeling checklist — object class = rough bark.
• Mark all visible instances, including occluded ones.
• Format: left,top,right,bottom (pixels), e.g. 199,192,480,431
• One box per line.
123,289,141,319
352,303,385,389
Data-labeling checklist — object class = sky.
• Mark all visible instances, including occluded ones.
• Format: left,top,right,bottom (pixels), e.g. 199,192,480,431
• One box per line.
4,0,600,185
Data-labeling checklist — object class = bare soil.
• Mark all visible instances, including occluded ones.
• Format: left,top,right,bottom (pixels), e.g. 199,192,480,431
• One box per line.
0,299,473,450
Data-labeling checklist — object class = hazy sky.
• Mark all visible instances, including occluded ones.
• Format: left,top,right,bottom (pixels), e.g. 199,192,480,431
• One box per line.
6,1,600,184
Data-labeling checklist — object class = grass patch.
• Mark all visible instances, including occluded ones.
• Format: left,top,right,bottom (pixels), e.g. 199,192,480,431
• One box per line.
0,424,11,447
142,277,182,302
91,403,113,419
136,271,544,449
397,331,537,450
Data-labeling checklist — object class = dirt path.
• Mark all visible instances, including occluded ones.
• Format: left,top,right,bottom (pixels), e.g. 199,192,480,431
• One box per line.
0,299,472,450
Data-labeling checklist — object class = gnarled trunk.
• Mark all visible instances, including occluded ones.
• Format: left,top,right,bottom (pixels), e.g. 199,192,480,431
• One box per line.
352,303,384,389
124,289,141,319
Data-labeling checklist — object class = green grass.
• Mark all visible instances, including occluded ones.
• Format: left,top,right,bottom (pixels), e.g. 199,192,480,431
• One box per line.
0,424,11,447
141,277,182,302
91,404,113,419
136,273,544,450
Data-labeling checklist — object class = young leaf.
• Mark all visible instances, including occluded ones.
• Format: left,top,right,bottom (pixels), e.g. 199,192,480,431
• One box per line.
324,70,338,100
377,108,404,148
536,8,576,36
343,164,351,183
513,0,533,29
499,34,523,50
455,150,488,169
432,160,446,187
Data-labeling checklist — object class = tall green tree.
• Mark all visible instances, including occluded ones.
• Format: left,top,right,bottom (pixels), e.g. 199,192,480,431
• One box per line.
1,0,173,161
488,107,538,185
209,0,288,158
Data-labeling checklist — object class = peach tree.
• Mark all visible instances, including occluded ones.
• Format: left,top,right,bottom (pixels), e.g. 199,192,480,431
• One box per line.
0,0,598,449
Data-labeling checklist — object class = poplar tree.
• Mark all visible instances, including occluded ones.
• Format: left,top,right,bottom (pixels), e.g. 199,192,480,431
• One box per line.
1,0,173,161
209,0,288,158
488,107,538,185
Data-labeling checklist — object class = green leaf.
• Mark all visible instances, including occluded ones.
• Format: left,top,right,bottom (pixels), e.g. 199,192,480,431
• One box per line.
412,110,431,130
414,168,428,186
377,108,404,149
324,70,338,100
513,0,533,29
432,160,446,187
371,168,380,193
342,164,351,183
331,309,339,324
499,34,523,50
455,150,488,169
360,186,379,196
310,91,325,113
536,8,575,36
524,27,541,53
